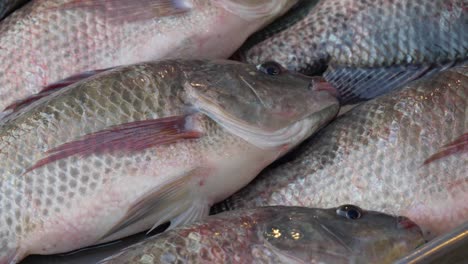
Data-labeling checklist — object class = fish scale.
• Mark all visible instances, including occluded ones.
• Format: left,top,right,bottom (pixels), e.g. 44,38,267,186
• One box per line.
0,62,219,260
0,59,338,263
221,68,467,239
0,0,299,111
238,0,467,103
99,206,425,264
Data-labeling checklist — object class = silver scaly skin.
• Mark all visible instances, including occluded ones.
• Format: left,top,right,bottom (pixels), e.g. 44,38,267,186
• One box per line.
238,0,467,103
221,68,468,239
0,0,298,110
100,205,425,264
0,59,338,263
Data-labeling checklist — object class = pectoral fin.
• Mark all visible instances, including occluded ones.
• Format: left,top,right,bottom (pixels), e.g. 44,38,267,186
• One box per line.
27,115,203,172
100,169,210,241
3,68,112,113
423,133,468,165
56,0,191,23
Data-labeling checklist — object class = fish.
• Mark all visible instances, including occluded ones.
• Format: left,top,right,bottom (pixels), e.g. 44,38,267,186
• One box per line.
215,67,468,239
395,221,468,264
236,0,468,104
0,59,339,263
0,0,299,111
0,0,28,20
98,205,425,264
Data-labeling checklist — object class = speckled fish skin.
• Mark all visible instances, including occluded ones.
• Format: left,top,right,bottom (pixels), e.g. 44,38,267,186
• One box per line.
220,68,467,239
99,206,425,264
0,0,298,111
238,0,467,103
0,59,339,263
0,0,28,20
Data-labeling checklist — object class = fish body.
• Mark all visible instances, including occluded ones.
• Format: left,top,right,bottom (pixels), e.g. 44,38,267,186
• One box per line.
0,0,298,110
238,0,468,103
0,59,338,263
99,205,425,264
0,0,27,20
220,68,468,239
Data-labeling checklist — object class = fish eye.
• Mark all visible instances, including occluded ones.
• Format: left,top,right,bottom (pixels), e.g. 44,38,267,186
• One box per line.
257,61,284,76
336,204,362,220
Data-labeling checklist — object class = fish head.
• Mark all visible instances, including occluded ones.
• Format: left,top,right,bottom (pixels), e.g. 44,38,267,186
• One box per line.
327,205,426,262
213,0,299,20
184,60,339,151
258,205,425,263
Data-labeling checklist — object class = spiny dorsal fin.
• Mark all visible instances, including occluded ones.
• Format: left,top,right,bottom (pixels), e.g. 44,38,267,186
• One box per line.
54,0,190,24
325,62,456,104
3,68,112,113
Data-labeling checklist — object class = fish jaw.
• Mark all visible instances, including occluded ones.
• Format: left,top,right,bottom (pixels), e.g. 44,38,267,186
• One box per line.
200,139,287,204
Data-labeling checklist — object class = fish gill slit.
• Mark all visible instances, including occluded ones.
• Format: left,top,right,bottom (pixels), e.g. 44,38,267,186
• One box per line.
239,75,267,107
318,222,353,253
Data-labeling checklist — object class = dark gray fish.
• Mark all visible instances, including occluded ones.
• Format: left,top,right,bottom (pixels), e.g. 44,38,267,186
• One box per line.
237,0,468,104
0,0,28,20
100,205,425,264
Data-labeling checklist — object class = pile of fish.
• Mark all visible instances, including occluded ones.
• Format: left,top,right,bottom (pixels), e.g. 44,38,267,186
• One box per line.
0,0,465,263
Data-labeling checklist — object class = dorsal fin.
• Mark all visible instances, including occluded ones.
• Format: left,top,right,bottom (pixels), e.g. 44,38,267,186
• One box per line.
423,133,468,165
53,0,190,24
325,62,456,104
3,68,112,113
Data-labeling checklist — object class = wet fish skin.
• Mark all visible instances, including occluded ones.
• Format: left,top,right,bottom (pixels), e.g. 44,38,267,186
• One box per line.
238,0,468,103
0,0,28,20
20,224,171,264
395,221,468,264
235,0,320,56
220,68,467,239
0,0,298,110
0,59,339,263
99,205,425,264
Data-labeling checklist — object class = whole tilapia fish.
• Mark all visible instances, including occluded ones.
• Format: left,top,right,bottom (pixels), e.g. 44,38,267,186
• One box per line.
217,68,467,239
0,0,298,110
0,0,27,20
0,60,339,263
99,205,425,264
237,0,468,103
